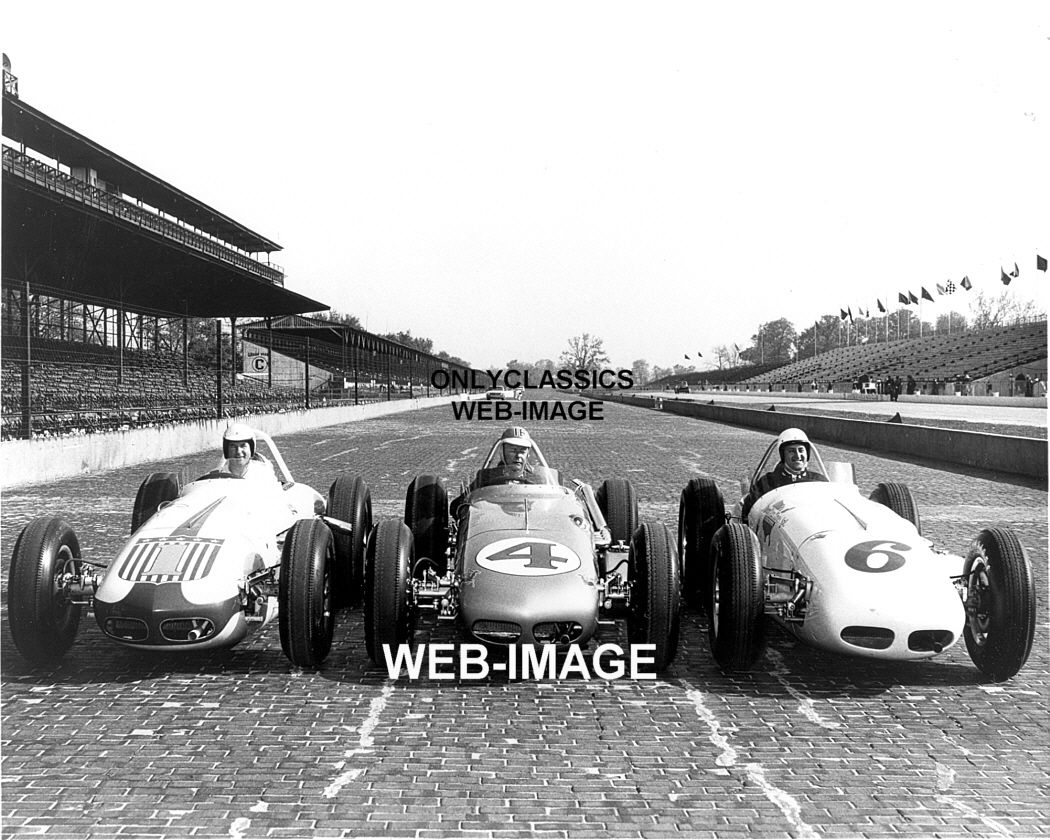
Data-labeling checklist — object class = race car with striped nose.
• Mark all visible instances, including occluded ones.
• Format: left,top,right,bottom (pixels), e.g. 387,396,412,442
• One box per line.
8,429,373,669
677,432,1036,681
362,429,681,670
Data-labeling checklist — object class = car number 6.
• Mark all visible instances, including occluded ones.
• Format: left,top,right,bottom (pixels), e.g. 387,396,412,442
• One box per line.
844,540,910,573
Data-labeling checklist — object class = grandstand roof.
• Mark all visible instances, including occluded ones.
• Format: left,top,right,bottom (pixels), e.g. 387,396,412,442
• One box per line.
242,315,462,366
2,93,280,254
3,178,326,317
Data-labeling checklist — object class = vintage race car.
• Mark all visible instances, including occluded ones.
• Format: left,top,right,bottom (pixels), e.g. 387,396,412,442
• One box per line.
678,439,1036,681
361,436,681,670
485,387,524,400
8,430,373,669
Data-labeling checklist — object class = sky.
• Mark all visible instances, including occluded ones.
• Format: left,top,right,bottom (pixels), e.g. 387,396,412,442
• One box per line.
4,2,1049,370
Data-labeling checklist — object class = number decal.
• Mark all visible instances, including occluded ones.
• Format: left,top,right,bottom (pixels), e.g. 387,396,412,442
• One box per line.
476,538,582,576
844,540,910,573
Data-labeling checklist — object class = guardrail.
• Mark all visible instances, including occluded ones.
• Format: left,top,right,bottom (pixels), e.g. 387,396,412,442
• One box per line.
604,392,1047,482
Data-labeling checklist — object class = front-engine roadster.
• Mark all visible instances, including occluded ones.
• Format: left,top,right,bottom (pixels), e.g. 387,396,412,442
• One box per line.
8,429,373,669
678,436,1036,681
362,432,681,671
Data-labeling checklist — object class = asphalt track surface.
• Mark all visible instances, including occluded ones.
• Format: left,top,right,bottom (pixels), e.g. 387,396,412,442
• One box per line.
2,396,1048,838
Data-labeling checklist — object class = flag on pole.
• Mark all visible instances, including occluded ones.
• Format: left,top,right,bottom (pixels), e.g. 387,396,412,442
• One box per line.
898,292,909,304
1038,255,1047,272
840,308,848,320
1010,262,1020,278
921,287,934,302
936,283,946,295
684,354,690,360
960,276,972,291
877,299,886,313
697,351,703,357
945,280,956,294
848,307,854,324
909,291,919,304
1001,269,1012,285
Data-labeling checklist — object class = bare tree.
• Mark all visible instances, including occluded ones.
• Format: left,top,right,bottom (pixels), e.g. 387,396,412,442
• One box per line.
969,291,1043,331
559,333,610,369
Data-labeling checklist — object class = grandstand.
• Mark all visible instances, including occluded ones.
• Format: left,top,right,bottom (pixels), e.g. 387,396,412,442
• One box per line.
649,320,1046,398
740,320,1046,396
1,63,471,440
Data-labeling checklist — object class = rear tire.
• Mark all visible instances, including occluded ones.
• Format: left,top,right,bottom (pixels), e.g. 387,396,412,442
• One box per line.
365,519,416,664
869,482,921,534
405,475,449,577
678,478,725,610
327,475,373,607
963,527,1036,681
597,478,638,545
131,472,180,533
8,517,83,667
708,522,765,671
626,522,681,671
278,519,336,668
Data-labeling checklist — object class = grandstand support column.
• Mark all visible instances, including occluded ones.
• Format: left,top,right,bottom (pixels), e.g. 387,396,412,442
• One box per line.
21,279,31,439
182,317,188,387
353,338,359,406
265,317,273,389
386,352,392,402
117,304,124,386
230,317,238,389
304,337,311,410
215,320,224,418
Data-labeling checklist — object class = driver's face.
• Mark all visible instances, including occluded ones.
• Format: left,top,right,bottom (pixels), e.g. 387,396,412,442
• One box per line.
227,441,251,463
502,443,529,466
782,443,808,473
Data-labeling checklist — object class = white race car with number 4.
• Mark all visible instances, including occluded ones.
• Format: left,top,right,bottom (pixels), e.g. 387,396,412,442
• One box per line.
8,430,374,669
678,440,1036,681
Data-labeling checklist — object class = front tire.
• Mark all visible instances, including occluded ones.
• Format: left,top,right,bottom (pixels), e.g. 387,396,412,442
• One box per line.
597,478,638,545
963,528,1036,681
365,519,416,664
8,517,83,667
869,482,921,534
327,474,373,606
626,522,681,671
678,478,725,610
131,472,180,533
405,475,449,577
708,522,765,671
279,519,336,668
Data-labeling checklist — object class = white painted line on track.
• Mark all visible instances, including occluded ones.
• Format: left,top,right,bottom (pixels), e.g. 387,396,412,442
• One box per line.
766,649,841,729
225,680,396,838
323,680,395,798
683,681,818,839
319,447,358,462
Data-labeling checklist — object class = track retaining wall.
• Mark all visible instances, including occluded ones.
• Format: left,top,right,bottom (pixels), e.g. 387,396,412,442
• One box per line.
607,394,1047,482
1,395,467,489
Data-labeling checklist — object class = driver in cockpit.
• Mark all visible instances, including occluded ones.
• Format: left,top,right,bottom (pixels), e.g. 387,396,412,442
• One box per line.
741,428,827,519
220,424,280,486
494,426,535,472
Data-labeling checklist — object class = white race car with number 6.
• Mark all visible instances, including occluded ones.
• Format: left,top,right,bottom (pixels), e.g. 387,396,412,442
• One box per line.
678,438,1036,681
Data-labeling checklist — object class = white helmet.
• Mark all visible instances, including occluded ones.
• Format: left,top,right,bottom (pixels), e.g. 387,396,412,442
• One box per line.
499,426,534,449
776,428,811,460
223,424,257,458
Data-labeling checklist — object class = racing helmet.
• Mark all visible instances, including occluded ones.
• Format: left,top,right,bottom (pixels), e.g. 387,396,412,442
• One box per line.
223,424,257,458
776,427,812,460
499,427,534,449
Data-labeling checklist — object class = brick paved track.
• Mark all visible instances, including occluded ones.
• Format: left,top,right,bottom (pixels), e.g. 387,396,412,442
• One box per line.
3,398,1048,838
